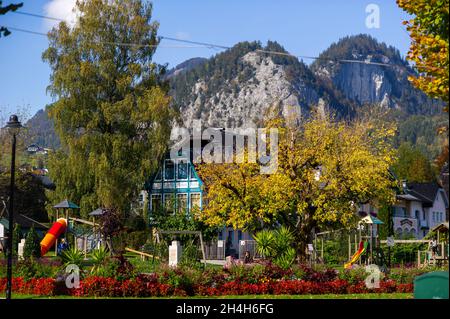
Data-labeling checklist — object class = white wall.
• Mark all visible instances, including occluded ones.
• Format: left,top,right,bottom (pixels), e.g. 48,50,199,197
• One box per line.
428,191,447,229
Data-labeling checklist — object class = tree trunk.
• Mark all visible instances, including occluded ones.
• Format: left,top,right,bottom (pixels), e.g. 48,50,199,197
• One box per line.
294,210,317,263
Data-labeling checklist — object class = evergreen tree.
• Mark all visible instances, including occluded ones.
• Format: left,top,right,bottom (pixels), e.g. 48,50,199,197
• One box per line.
23,225,41,259
12,223,21,255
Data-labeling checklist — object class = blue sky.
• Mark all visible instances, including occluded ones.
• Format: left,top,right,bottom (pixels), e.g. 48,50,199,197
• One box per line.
0,0,412,121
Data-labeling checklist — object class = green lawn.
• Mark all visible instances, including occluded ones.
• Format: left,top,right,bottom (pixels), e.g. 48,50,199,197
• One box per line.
10,293,413,299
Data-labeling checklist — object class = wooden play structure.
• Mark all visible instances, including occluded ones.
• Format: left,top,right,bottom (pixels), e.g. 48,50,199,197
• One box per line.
40,201,105,257
417,222,449,268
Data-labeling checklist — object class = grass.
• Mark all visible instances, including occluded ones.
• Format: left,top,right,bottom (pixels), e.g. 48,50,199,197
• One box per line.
8,293,413,299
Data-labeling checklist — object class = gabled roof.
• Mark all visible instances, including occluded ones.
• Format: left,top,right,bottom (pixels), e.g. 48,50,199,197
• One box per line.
53,200,80,209
405,182,441,207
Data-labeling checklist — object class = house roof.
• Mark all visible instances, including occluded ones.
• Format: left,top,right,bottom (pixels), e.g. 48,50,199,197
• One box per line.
53,199,80,209
405,182,442,207
431,222,449,233
360,215,384,225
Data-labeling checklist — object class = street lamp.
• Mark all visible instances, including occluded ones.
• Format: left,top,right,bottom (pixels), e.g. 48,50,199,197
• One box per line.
4,114,22,300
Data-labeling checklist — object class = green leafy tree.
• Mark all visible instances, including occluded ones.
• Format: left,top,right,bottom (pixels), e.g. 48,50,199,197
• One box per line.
0,171,49,222
391,142,436,182
23,225,41,259
0,1,23,37
42,0,175,219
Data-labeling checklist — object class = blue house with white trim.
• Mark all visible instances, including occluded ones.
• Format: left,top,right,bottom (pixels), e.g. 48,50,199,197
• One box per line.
145,131,253,258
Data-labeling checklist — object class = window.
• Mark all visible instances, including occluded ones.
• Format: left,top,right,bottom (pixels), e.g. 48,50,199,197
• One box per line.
190,193,201,210
190,165,197,180
151,194,162,212
177,160,188,180
238,230,242,242
154,168,162,181
423,210,426,220
164,160,175,180
177,193,188,214
432,212,436,222
440,212,443,222
164,193,175,213
415,210,420,219
394,207,406,217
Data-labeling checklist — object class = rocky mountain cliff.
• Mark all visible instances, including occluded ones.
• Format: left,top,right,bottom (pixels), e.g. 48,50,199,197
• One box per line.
26,34,444,147
310,35,441,115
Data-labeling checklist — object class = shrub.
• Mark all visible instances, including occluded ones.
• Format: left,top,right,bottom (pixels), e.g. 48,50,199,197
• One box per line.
338,267,368,284
23,226,41,259
14,258,60,280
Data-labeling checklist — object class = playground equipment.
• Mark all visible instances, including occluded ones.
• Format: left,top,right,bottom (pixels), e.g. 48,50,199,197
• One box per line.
40,218,67,256
344,241,368,269
417,222,448,267
125,247,160,261
53,199,80,254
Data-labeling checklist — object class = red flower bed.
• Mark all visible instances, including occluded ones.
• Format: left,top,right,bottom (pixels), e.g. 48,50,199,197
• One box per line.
0,277,57,296
0,276,413,297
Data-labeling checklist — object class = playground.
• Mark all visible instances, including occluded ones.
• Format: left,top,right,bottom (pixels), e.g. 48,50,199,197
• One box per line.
1,199,448,299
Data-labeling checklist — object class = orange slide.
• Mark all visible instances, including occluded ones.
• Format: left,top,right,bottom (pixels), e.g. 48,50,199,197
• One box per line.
40,218,67,256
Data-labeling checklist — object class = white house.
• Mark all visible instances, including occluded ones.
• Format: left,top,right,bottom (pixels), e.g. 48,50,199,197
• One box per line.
393,182,448,239
357,182,449,239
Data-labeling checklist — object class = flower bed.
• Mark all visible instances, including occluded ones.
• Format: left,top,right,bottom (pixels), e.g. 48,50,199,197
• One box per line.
0,275,413,297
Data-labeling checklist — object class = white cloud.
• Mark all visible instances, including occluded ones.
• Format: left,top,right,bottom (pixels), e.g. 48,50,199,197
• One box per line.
43,0,78,30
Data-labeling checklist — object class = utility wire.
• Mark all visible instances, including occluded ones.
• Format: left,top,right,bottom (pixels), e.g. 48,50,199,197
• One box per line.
4,27,208,48
7,10,405,68
12,10,63,21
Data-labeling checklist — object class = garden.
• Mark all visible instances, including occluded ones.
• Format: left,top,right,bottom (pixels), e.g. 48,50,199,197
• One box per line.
1,227,445,299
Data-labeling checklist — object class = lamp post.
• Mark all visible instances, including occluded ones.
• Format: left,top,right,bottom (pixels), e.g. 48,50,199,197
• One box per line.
4,114,22,300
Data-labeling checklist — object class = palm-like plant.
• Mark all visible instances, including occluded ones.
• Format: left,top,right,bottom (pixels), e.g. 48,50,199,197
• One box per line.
273,226,294,253
274,247,296,269
90,246,110,275
253,229,275,259
60,247,85,268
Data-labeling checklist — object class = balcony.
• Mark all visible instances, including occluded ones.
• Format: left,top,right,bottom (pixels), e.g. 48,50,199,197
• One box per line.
393,217,418,231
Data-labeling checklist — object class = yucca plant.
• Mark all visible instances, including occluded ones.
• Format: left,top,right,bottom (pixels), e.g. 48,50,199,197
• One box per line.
90,246,110,275
60,247,85,268
253,229,275,259
273,226,294,253
274,247,296,270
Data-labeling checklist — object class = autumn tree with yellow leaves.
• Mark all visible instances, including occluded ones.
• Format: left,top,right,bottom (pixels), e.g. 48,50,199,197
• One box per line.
397,0,449,107
196,112,398,259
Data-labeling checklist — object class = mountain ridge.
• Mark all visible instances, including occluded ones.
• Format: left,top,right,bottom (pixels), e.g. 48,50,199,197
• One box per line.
25,34,445,148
